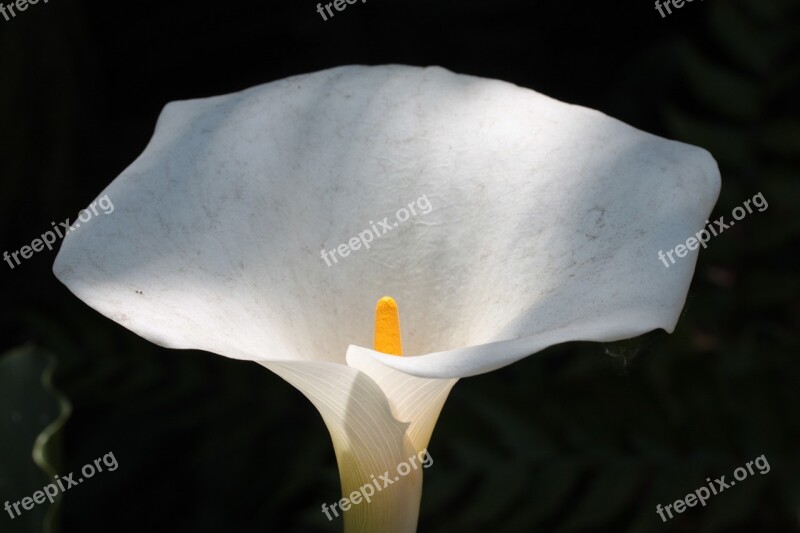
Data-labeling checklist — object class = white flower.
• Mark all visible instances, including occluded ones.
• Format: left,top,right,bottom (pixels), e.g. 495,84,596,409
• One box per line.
53,65,720,532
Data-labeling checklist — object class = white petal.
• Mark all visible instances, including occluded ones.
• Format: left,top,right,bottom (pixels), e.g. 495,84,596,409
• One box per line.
53,65,719,365
259,359,455,531
345,348,457,452
351,309,664,379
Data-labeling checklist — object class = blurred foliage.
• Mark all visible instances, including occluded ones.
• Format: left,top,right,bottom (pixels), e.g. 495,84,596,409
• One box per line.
0,347,71,533
0,0,798,532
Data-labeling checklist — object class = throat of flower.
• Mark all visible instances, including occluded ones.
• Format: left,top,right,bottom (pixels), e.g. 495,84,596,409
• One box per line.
374,296,403,356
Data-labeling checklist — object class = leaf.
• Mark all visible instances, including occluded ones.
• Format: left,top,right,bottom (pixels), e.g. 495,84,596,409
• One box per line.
0,346,72,533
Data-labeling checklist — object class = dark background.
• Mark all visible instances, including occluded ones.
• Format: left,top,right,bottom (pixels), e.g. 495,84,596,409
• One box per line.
1,0,798,532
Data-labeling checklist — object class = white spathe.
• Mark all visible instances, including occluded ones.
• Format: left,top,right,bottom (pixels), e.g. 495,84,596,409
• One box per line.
53,65,720,532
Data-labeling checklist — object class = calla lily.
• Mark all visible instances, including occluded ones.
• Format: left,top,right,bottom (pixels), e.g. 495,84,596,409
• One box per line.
53,65,720,532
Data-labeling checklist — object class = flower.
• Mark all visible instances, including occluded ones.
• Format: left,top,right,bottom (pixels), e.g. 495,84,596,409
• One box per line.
53,65,720,532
